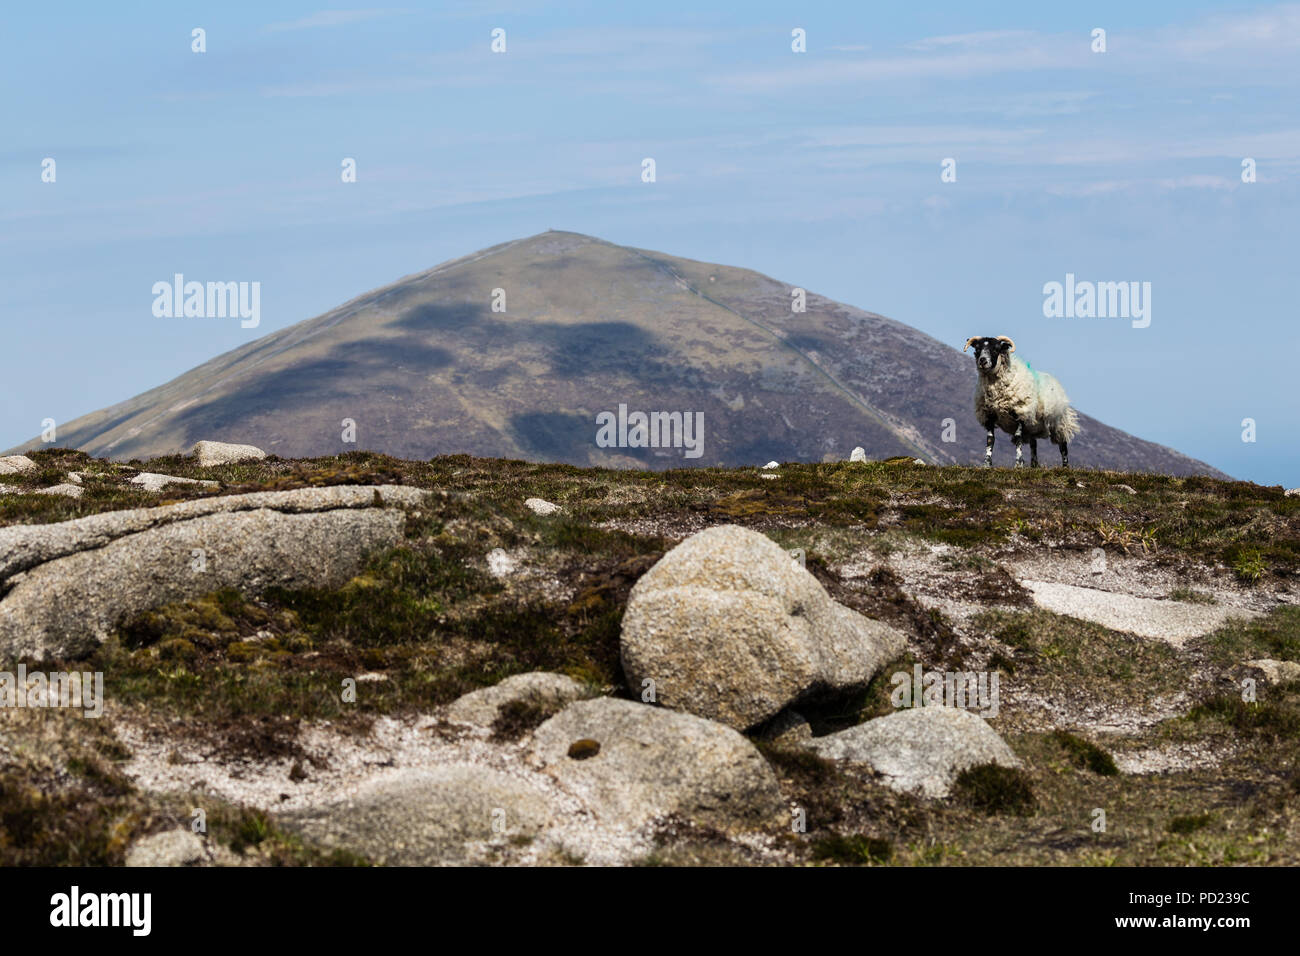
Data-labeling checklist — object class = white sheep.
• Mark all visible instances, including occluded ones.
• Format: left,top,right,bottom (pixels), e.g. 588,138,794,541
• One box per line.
963,336,1079,468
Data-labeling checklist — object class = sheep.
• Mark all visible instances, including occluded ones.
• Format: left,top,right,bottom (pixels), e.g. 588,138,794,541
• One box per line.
963,335,1079,468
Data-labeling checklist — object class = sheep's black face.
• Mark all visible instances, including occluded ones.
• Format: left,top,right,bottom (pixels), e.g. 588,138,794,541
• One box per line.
970,337,1012,372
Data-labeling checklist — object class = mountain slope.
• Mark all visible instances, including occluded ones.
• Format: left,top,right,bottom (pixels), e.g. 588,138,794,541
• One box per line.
9,231,1225,476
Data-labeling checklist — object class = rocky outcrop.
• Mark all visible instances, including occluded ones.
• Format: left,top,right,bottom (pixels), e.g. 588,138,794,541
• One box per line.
0,484,425,582
529,697,784,830
0,456,37,475
445,672,594,729
124,828,205,867
192,440,266,467
620,524,905,730
804,706,1020,798
129,472,220,493
279,765,559,866
34,483,83,499
0,485,428,660
1021,580,1261,646
1242,659,1300,683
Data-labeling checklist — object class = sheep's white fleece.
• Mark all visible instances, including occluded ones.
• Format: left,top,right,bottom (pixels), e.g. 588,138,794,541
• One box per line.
975,355,1080,444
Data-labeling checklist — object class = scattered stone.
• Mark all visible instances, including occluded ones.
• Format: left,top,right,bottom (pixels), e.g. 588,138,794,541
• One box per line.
525,497,561,516
35,483,83,499
1286,488,1299,497
762,461,779,469
279,764,558,866
620,524,905,730
0,491,417,660
0,455,37,475
192,440,267,467
849,447,867,463
804,706,1020,798
1242,659,1300,683
913,458,926,465
66,472,83,484
485,547,517,578
1021,580,1260,647
124,828,204,867
530,698,784,831
1115,484,1137,495
445,672,594,729
130,472,220,493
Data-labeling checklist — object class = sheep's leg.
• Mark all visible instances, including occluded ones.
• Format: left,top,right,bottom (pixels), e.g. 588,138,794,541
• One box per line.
984,427,995,467
1030,438,1039,468
1060,441,1069,469
1013,423,1024,468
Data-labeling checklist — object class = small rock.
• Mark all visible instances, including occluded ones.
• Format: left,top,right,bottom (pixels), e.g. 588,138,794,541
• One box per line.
849,447,867,463
620,524,905,730
0,455,37,475
485,547,517,578
446,672,594,729
125,828,204,867
804,706,1020,798
525,497,561,516
913,458,926,465
66,472,83,484
530,698,784,831
1115,484,1137,495
762,461,779,469
35,484,83,499
1243,659,1300,683
1285,488,1299,497
192,440,267,467
130,472,220,493
760,473,778,480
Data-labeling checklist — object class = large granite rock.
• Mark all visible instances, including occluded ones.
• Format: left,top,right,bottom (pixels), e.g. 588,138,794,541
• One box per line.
620,524,905,730
0,486,427,660
529,697,784,831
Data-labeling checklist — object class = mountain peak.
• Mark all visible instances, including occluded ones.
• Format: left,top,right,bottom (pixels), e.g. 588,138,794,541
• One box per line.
8,236,1225,477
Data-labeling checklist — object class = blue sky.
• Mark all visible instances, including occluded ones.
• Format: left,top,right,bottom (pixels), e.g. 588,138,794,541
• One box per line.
2,1,1297,483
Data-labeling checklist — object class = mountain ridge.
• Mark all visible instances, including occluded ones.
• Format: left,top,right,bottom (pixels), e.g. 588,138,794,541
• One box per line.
8,230,1227,478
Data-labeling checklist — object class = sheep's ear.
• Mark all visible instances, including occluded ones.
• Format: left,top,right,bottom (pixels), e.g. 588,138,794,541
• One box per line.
996,336,1016,353
963,337,979,352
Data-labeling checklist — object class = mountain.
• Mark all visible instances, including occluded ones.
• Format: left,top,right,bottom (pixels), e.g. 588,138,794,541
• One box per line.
9,231,1225,476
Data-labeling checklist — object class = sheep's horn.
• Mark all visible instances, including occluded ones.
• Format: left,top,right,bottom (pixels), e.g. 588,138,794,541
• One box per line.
963,337,979,352
996,336,1016,353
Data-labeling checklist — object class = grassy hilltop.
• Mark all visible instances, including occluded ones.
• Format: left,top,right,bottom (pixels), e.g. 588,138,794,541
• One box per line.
1,448,1297,866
